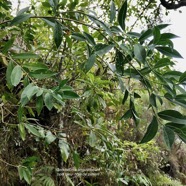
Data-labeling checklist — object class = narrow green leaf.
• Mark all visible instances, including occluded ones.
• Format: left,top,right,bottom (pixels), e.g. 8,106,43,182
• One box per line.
25,123,41,137
83,32,96,46
158,110,186,124
161,33,179,40
20,83,38,104
29,70,56,79
118,0,127,30
127,32,141,38
59,139,70,162
139,29,153,42
140,116,158,143
166,123,186,143
52,93,64,105
23,63,48,71
156,47,183,58
110,26,122,33
20,83,33,106
17,7,29,16
18,123,26,141
134,92,141,99
153,27,161,44
71,32,86,41
12,53,39,59
89,131,97,147
122,90,129,105
95,44,114,56
45,131,56,144
140,67,151,75
58,79,68,89
11,65,23,86
154,58,174,69
156,39,173,48
63,91,79,99
22,167,32,184
18,106,23,123
150,93,157,108
54,21,63,48
140,78,152,89
110,1,116,23
6,61,14,89
36,96,43,115
84,54,96,72
156,24,170,30
73,151,80,169
120,109,132,120
116,50,124,74
44,92,53,110
27,85,39,100
163,126,175,149
179,71,186,84
134,44,146,63
42,17,55,27
18,166,24,180
10,14,33,26
88,15,112,36
165,93,186,109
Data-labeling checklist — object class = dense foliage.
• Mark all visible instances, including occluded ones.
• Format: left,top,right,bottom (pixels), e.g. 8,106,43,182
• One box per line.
1,0,186,185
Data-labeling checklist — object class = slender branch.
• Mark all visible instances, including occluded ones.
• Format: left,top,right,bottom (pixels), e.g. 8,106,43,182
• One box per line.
0,20,11,25
0,158,18,168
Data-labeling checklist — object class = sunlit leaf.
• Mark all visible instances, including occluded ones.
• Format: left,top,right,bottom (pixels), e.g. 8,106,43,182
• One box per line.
17,7,29,16
44,92,53,110
59,139,70,162
25,123,41,137
11,65,23,86
23,63,48,71
29,70,56,79
10,14,33,26
45,131,56,144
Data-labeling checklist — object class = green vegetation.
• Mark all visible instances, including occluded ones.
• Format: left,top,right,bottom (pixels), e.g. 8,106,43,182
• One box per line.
0,0,186,185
